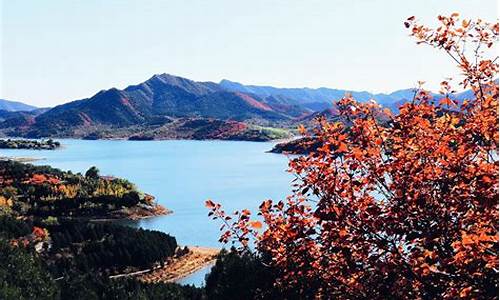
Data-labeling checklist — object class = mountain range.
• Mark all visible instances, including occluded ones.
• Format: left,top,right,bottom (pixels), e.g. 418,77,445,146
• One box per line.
0,74,474,141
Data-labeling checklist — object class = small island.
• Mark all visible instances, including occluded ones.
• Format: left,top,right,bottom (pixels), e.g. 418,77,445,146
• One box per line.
269,137,321,155
0,138,61,150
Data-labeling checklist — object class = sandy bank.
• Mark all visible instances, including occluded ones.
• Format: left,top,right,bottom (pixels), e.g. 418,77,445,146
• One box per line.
139,246,220,283
0,156,44,163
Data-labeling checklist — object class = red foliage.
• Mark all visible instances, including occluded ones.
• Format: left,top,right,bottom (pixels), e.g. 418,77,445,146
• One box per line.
28,174,48,185
32,226,46,240
208,14,499,299
209,120,247,139
236,92,274,111
27,174,60,185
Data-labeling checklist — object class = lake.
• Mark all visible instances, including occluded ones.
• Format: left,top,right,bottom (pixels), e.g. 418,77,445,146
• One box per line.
0,139,293,285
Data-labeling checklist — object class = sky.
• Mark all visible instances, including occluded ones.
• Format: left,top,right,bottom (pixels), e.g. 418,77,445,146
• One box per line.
0,0,497,107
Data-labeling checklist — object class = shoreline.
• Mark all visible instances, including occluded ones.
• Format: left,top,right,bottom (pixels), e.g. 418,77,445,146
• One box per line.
80,204,173,223
0,156,45,163
88,211,173,223
2,135,293,143
109,246,220,284
139,246,220,284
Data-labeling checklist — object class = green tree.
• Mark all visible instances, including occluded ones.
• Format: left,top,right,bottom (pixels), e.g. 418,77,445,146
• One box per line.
85,166,100,179
0,241,59,300
205,249,294,300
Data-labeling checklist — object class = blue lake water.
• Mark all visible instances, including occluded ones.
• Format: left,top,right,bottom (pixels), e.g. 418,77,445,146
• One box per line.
0,139,293,286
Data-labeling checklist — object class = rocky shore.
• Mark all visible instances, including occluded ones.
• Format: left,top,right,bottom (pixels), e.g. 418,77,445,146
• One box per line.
269,136,321,154
0,138,61,150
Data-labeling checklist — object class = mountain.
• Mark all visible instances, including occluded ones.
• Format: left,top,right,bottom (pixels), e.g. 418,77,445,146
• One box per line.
0,73,479,141
37,73,306,126
0,99,38,112
0,74,304,140
122,74,308,120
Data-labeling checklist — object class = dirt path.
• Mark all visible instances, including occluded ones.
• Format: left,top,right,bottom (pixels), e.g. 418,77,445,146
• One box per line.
139,246,220,283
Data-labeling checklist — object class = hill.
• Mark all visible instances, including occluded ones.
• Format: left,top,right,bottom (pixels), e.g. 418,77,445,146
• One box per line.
0,99,38,112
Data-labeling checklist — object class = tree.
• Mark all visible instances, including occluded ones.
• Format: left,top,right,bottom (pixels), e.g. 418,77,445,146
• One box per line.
85,166,100,179
0,241,59,300
208,14,498,299
205,248,298,300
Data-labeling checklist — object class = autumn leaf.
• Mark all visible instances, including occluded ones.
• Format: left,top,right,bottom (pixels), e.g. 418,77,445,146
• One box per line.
481,175,493,183
439,97,456,106
352,148,364,160
205,199,215,209
336,142,348,153
250,221,263,229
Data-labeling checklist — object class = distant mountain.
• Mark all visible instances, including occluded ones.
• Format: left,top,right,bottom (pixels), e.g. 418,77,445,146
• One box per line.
220,79,405,111
0,99,38,112
0,108,48,122
220,79,478,113
0,73,479,141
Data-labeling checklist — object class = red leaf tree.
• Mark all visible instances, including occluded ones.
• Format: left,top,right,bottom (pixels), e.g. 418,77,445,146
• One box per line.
208,14,498,299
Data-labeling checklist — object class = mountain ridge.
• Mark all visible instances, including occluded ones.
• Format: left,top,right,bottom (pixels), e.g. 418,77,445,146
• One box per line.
0,99,38,112
0,73,477,141
220,79,427,110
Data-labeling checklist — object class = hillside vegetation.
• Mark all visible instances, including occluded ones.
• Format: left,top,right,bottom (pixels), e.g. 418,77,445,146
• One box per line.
0,160,200,299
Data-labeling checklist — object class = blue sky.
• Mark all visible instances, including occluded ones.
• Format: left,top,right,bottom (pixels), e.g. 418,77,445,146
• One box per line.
1,0,497,107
